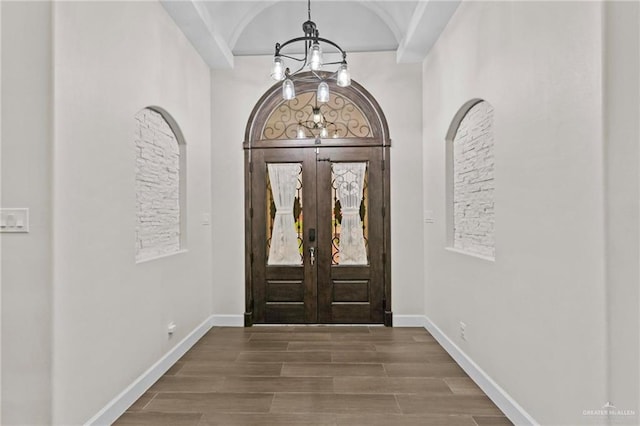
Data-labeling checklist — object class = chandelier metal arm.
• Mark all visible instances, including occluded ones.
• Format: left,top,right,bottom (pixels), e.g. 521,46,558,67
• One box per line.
275,36,347,59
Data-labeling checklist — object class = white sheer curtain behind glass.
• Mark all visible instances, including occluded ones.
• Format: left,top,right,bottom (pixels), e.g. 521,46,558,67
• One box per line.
267,163,302,265
334,162,368,265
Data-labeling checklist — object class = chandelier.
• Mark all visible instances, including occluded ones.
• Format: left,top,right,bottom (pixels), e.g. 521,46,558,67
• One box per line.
270,0,352,103
296,103,339,140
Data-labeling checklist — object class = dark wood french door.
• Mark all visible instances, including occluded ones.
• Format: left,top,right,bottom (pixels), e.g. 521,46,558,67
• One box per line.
249,146,386,324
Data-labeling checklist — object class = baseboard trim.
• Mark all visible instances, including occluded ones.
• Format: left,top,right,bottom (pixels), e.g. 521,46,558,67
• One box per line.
424,316,538,426
393,315,428,327
84,315,214,426
211,314,244,327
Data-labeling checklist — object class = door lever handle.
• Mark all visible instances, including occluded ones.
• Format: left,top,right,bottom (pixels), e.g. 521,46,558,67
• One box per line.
309,247,315,266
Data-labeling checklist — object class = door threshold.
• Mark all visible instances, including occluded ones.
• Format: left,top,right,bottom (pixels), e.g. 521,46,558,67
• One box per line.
252,324,385,327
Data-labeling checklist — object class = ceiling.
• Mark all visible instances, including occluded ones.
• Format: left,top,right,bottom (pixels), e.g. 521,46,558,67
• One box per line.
160,0,461,69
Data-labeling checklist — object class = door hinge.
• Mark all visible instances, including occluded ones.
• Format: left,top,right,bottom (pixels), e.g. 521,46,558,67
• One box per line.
382,252,386,264
250,252,254,264
382,206,386,217
249,161,253,173
381,159,385,171
250,207,253,218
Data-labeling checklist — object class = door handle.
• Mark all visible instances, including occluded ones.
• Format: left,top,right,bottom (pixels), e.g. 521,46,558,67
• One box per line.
309,247,315,266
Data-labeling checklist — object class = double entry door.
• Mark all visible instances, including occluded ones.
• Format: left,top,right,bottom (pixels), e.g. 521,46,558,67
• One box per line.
249,146,386,324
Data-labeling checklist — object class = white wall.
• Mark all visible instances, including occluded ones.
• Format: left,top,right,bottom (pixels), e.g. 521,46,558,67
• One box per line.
0,1,3,420
423,2,607,424
211,51,424,320
51,2,212,425
604,1,640,421
1,2,53,424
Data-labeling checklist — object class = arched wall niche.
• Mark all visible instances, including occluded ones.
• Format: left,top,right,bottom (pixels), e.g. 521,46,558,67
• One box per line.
445,98,496,260
244,72,390,148
134,106,188,262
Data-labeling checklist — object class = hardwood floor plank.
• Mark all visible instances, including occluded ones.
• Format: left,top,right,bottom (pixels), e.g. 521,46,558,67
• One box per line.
374,342,449,353
227,326,296,333
330,333,420,342
165,361,185,376
472,415,514,426
145,392,274,413
113,411,203,426
290,326,371,333
148,376,225,393
336,413,478,426
445,377,485,395
191,340,289,351
202,413,337,425
368,327,426,333
282,362,386,377
249,332,332,341
396,395,504,416
332,350,437,363
126,392,156,411
222,376,333,393
198,332,251,343
236,351,332,363
271,393,401,414
333,377,452,394
288,341,376,351
413,334,438,343
177,361,282,377
384,362,467,377
180,349,240,362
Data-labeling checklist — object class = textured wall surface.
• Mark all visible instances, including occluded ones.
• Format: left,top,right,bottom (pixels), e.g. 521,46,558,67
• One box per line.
134,108,180,261
452,101,495,258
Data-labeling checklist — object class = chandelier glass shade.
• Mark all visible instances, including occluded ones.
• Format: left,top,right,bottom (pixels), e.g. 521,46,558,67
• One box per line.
270,0,351,103
296,105,339,141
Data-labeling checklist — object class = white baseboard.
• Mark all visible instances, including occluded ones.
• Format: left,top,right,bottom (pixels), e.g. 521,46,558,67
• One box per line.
393,315,428,327
424,316,538,426
84,315,214,426
211,314,244,327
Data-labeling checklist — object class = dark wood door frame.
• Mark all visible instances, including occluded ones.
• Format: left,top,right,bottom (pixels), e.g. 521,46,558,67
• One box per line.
243,73,392,326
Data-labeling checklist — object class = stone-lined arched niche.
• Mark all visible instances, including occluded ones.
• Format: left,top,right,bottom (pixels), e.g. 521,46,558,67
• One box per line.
446,99,495,259
134,107,186,262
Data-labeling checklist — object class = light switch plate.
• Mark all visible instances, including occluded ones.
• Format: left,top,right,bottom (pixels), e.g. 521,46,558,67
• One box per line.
0,208,30,233
424,210,435,224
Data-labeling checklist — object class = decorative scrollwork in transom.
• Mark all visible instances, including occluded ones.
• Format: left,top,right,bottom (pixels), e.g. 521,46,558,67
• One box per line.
262,91,373,140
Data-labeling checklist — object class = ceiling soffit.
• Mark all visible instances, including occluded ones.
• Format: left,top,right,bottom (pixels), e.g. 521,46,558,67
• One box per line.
160,0,461,69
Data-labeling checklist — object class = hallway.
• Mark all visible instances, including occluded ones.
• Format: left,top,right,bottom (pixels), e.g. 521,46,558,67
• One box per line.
2,1,639,424
114,327,511,426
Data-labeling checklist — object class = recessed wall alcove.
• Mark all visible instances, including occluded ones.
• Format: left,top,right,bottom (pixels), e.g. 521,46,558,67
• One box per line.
446,99,495,260
134,106,187,262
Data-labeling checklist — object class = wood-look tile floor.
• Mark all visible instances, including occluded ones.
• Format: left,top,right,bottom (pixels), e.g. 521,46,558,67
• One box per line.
114,327,513,426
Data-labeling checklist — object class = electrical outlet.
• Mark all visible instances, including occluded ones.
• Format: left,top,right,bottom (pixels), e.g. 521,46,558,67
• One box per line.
459,321,467,341
168,322,176,335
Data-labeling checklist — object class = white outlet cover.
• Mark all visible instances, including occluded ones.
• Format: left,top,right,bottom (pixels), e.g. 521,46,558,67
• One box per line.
0,208,29,233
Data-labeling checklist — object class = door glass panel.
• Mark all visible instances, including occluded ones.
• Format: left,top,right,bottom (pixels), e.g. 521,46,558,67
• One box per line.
331,162,369,265
262,92,373,140
266,163,303,265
